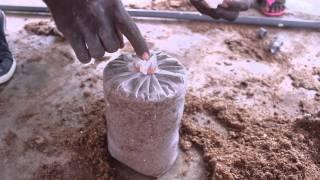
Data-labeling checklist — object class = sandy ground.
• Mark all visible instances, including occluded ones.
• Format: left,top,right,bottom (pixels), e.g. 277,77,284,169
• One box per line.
1,2,320,180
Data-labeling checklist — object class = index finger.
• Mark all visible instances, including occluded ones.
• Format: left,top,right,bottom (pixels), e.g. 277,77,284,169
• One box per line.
115,10,150,60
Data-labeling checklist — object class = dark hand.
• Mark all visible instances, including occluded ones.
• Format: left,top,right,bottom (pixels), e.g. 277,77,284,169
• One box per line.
43,0,150,63
190,0,250,21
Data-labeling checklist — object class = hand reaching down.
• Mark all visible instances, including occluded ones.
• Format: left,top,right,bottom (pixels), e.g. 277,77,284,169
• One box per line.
43,0,150,63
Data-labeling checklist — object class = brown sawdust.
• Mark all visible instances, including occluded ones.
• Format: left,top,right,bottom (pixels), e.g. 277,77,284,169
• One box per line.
289,68,320,91
24,21,64,39
180,94,320,179
224,30,290,64
33,98,115,180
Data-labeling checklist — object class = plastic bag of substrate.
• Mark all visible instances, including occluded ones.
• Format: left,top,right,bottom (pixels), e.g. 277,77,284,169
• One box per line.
103,52,187,177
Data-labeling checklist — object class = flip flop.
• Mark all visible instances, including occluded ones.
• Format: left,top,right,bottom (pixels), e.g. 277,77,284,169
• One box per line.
259,0,286,17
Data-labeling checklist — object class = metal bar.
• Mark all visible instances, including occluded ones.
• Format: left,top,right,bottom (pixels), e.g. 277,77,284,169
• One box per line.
129,9,320,29
1,5,49,13
1,5,320,29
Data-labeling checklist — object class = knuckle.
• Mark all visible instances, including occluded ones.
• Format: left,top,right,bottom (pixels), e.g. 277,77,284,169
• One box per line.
78,54,91,63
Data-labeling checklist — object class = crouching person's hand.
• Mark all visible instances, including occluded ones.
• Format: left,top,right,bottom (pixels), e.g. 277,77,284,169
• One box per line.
190,0,251,21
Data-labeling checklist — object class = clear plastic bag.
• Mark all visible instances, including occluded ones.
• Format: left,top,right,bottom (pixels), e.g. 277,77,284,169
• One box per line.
103,52,187,177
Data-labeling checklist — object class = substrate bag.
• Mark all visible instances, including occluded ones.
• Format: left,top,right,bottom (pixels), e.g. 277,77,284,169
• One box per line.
103,52,187,177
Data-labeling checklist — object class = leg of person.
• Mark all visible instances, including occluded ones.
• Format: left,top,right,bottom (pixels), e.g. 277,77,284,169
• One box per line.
256,0,286,17
0,10,16,85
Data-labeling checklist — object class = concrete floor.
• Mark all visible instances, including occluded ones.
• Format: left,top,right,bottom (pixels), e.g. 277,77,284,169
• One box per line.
1,15,211,180
0,1,320,180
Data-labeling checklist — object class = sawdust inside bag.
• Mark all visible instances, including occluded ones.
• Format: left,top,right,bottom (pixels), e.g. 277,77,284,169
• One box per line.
103,52,187,177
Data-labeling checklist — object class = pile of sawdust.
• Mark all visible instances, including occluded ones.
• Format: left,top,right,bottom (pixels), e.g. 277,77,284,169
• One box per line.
24,21,64,39
180,94,320,179
33,99,114,180
224,31,290,64
289,68,320,91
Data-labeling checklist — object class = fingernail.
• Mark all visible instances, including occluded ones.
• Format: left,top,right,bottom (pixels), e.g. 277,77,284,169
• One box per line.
142,52,150,60
147,67,156,75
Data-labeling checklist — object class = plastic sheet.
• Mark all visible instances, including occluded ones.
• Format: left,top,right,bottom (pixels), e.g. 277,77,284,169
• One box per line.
103,52,187,177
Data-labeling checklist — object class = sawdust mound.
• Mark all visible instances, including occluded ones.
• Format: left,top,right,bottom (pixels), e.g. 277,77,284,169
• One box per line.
24,21,64,38
294,114,320,166
181,94,320,179
224,32,289,64
33,99,114,180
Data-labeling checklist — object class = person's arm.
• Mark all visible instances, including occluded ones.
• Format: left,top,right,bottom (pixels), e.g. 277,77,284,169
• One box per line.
190,0,251,21
43,0,149,63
